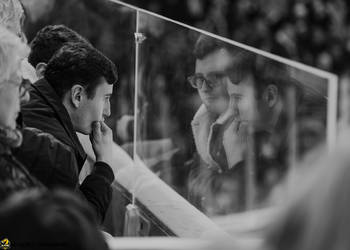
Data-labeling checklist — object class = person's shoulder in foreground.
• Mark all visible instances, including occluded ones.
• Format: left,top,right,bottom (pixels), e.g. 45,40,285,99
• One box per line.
0,189,109,250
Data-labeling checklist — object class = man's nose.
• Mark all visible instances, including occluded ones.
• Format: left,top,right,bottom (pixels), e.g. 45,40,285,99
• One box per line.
103,103,111,117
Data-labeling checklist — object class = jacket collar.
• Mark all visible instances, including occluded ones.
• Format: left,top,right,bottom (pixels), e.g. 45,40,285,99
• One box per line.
191,104,221,171
32,78,87,166
191,104,245,172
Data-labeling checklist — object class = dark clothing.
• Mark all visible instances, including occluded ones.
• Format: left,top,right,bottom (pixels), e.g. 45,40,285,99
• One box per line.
21,78,114,223
22,79,86,168
13,127,78,189
0,132,42,202
188,129,288,215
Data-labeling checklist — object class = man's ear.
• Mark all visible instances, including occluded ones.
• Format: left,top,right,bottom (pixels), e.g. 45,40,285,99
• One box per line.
70,84,85,108
35,63,47,79
263,84,278,108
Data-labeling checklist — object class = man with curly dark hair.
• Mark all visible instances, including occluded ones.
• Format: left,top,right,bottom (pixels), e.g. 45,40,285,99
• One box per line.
21,42,118,224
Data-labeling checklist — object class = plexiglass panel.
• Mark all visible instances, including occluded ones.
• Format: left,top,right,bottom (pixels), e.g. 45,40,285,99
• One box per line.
134,10,337,221
106,3,136,151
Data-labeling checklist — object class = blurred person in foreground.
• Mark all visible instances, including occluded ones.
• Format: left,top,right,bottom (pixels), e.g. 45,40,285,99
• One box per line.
0,0,78,186
0,189,109,250
0,0,37,95
0,25,42,201
0,0,26,40
264,131,350,250
21,42,118,224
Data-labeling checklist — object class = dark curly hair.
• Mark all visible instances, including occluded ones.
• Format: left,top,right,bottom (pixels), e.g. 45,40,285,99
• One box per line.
44,42,118,99
28,24,90,67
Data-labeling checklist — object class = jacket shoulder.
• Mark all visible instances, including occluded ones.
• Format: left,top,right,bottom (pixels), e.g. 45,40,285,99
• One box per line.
14,127,79,189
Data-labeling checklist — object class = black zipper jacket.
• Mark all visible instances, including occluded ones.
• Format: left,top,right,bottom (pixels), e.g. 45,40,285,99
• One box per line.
19,78,114,223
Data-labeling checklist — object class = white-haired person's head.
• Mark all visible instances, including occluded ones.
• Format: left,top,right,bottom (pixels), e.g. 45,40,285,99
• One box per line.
0,0,25,38
0,0,38,86
0,25,29,131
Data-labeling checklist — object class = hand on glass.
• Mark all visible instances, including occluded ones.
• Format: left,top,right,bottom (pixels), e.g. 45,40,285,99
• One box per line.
217,93,240,128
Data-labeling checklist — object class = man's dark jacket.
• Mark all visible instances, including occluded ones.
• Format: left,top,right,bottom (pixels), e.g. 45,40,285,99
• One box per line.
19,78,114,223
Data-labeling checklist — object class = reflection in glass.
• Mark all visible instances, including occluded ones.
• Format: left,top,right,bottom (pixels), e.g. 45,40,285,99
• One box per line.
133,10,334,221
87,8,336,239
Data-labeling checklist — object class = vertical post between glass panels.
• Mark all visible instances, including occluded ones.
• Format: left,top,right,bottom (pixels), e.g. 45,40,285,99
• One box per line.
327,75,339,151
132,9,140,206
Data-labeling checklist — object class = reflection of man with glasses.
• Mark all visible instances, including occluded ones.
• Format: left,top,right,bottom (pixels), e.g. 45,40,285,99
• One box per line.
187,35,248,214
187,35,305,214
189,35,244,173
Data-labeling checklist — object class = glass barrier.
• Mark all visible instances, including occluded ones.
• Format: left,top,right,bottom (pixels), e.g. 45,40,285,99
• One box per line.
108,4,136,149
107,0,338,237
81,2,138,236
134,7,337,219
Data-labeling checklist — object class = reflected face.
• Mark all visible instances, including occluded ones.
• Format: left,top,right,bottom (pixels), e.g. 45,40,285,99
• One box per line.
0,72,22,129
74,78,113,134
227,75,256,122
195,48,233,115
228,75,273,130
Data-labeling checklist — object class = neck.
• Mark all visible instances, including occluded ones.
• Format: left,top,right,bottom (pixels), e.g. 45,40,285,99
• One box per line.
62,98,78,131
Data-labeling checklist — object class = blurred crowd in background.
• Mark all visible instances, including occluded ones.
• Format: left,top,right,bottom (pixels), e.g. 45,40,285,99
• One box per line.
23,0,350,74
20,0,350,126
125,0,350,76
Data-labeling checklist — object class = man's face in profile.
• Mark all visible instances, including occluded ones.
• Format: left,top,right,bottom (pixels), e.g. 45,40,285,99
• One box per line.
227,75,258,124
227,74,279,131
74,78,113,134
194,48,233,115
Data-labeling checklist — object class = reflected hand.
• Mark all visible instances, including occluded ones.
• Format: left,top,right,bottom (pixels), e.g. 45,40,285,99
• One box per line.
90,121,114,167
116,114,134,142
217,93,239,128
223,120,248,168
